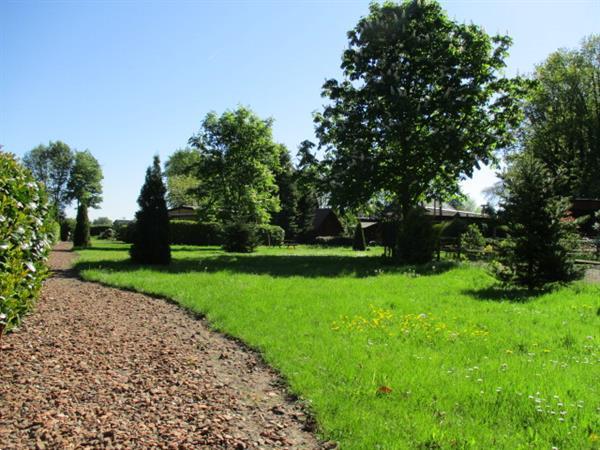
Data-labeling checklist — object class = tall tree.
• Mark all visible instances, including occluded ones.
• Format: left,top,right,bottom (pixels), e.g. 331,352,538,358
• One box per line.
520,34,600,198
295,140,321,240
67,150,103,208
73,203,91,247
164,148,201,208
272,146,299,239
315,0,524,220
188,107,282,224
493,154,578,290
130,156,171,265
22,141,74,217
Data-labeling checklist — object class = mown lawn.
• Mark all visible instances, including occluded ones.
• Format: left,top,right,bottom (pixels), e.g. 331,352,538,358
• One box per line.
75,241,600,449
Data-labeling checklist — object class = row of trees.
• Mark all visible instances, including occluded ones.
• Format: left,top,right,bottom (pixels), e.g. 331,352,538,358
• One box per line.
22,141,103,247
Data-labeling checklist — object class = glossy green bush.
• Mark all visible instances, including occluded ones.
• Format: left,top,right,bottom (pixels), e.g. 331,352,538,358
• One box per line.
257,224,284,246
0,152,53,332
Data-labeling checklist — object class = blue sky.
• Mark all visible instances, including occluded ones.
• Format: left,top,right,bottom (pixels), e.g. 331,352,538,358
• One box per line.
1,0,598,220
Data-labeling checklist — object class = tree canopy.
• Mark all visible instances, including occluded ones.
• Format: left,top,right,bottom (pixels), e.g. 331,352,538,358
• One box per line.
164,148,201,208
67,150,103,208
188,107,282,224
22,141,74,216
315,0,524,217
520,34,600,199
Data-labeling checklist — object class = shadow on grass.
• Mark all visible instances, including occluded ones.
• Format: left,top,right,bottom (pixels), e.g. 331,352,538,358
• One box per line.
463,285,551,303
74,253,458,279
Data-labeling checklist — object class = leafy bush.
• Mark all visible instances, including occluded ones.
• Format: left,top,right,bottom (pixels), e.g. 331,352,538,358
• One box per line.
116,222,136,243
98,228,115,240
73,203,91,247
314,236,354,247
60,218,75,241
461,224,485,251
169,221,223,245
0,152,53,333
257,224,285,246
352,223,366,250
48,220,60,244
222,222,258,253
396,207,435,264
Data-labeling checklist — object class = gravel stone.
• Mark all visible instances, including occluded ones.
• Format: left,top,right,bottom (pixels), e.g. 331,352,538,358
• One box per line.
0,242,321,449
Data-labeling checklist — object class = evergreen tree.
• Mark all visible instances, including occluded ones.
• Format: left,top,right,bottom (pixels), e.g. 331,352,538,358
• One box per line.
130,156,171,265
295,140,321,242
352,223,366,251
73,203,91,247
493,155,579,290
272,147,299,239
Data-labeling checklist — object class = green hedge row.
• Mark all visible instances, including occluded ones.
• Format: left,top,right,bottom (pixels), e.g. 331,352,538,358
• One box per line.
0,152,53,333
169,221,223,245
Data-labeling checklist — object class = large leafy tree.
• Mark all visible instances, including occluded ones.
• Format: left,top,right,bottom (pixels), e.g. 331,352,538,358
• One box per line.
164,148,201,208
130,156,171,265
188,107,282,224
67,150,103,208
22,141,74,217
521,34,600,198
315,0,524,218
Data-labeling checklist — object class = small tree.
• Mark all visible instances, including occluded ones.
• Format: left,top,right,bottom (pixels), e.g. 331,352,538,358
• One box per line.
396,207,435,264
223,222,258,253
493,155,579,290
130,156,171,265
73,203,91,247
352,223,366,251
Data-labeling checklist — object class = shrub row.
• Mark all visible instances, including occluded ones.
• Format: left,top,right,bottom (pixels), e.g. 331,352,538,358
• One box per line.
90,225,112,236
314,235,354,247
0,153,53,333
119,220,285,249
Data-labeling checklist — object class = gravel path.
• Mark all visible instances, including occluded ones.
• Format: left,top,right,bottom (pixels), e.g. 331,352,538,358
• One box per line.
0,242,321,449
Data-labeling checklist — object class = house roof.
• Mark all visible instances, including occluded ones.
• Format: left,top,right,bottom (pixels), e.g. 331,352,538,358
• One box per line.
168,205,196,212
313,208,332,229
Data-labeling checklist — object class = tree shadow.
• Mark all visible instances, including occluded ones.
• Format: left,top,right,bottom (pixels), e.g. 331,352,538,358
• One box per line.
463,285,551,303
74,253,458,279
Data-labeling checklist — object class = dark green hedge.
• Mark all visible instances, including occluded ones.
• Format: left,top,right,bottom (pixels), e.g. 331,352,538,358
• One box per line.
0,152,53,333
90,225,112,236
169,220,223,245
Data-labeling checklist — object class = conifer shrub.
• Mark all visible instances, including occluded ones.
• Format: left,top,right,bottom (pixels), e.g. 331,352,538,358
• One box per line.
492,155,580,290
169,221,223,245
352,223,367,251
257,224,285,246
130,156,171,264
461,224,485,252
222,222,258,253
0,152,53,333
73,203,91,247
395,207,435,264
116,222,136,243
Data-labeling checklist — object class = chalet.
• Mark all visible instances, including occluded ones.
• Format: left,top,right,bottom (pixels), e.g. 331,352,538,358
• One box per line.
167,205,197,221
313,208,344,237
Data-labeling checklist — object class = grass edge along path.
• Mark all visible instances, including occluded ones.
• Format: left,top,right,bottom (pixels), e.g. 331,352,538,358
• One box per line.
75,241,600,449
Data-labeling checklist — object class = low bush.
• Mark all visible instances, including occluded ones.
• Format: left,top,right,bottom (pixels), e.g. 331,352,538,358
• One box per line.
0,152,53,333
116,222,136,243
98,228,115,240
222,222,258,253
461,224,485,251
257,224,285,246
169,220,223,245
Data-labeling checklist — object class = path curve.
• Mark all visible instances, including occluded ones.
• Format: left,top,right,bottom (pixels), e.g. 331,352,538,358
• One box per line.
0,242,321,449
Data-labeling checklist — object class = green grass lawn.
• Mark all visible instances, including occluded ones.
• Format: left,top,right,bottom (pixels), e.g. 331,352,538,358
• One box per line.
75,241,600,449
